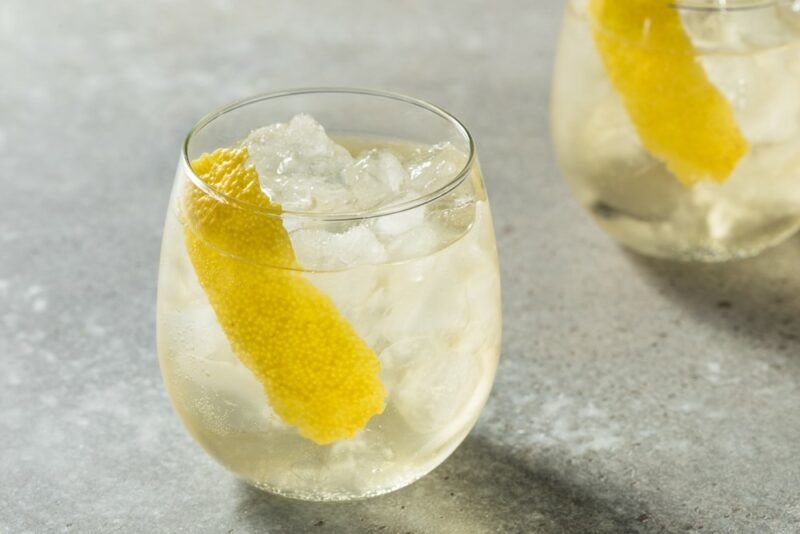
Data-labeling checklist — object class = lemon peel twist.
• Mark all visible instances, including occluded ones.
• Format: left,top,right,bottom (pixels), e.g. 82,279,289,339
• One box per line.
182,147,386,444
589,0,749,185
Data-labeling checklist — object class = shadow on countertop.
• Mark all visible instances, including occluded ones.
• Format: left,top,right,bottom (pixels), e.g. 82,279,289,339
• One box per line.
626,235,800,355
231,238,800,534
233,435,663,534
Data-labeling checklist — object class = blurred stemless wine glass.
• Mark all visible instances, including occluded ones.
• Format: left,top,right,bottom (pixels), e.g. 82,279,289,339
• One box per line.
156,88,502,501
552,0,800,261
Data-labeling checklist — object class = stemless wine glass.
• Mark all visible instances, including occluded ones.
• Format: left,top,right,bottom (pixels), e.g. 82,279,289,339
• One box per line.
156,88,502,501
552,0,800,261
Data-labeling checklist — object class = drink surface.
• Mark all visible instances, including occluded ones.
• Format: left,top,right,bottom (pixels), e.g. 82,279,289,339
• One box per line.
157,117,501,500
552,1,800,260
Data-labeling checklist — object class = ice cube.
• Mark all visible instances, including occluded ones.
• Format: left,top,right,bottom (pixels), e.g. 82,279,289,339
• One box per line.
340,148,409,210
189,358,287,434
374,208,425,237
290,224,388,270
161,305,232,364
681,10,745,51
245,114,353,180
403,142,468,194
244,114,354,212
380,252,469,344
258,172,352,213
702,51,800,145
304,264,387,348
327,436,393,469
696,137,800,215
577,92,684,219
424,193,477,240
380,337,481,434
384,222,441,260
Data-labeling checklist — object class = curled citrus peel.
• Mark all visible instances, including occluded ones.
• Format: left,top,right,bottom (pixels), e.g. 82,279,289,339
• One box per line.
589,0,749,185
182,147,386,444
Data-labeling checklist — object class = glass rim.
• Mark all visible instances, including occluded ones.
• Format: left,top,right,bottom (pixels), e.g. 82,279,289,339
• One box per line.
587,0,799,53
181,87,477,223
671,0,785,11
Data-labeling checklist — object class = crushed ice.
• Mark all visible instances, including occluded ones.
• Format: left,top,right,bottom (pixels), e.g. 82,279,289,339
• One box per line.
244,114,466,214
243,114,470,268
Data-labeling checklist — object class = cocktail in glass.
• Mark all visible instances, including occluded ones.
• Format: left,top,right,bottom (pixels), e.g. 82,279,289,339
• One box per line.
552,0,800,261
156,89,502,501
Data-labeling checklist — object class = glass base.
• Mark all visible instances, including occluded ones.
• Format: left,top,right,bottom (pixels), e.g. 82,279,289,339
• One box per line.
245,475,423,502
589,203,800,263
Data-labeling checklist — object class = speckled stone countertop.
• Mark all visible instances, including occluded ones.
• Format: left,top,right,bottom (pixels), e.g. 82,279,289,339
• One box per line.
2,1,799,532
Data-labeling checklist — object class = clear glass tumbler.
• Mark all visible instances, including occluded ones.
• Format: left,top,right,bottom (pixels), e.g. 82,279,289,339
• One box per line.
156,89,502,501
552,0,800,261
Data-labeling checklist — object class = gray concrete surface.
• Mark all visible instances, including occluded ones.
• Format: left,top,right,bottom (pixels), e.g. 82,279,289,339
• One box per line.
2,1,799,532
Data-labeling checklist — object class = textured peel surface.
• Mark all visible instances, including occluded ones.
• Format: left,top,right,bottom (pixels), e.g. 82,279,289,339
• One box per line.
589,0,749,185
182,147,386,444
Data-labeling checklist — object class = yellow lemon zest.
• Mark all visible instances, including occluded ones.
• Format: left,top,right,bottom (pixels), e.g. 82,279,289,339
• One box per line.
182,147,386,444
590,0,749,185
